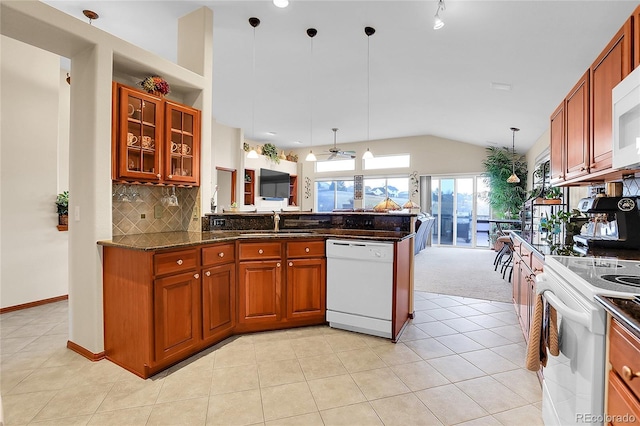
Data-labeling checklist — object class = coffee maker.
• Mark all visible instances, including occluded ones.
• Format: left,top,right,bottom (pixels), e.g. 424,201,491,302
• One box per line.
573,196,640,252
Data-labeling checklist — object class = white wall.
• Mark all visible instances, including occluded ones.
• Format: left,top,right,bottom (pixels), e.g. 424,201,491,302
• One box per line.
291,134,488,211
0,36,68,308
244,154,299,211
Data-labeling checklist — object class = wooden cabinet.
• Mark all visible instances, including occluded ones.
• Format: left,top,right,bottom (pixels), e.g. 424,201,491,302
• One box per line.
510,234,543,342
285,240,325,320
244,169,255,206
112,83,200,186
201,244,235,343
564,71,590,181
606,319,640,424
550,102,565,184
154,270,200,362
289,175,298,207
590,21,632,173
635,6,640,70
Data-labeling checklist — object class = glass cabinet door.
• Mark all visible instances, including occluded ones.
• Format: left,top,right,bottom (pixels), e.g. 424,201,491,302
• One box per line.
118,87,162,181
165,101,200,185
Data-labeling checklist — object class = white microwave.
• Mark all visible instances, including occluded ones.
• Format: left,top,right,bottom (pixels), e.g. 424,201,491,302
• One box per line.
612,66,640,170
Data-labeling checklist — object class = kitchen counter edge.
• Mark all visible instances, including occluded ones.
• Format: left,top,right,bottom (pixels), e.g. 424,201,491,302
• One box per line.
97,230,415,251
595,295,640,340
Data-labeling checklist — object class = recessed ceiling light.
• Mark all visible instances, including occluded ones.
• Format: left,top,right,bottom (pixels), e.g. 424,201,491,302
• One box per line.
294,140,303,144
273,0,289,8
490,82,512,91
266,131,277,136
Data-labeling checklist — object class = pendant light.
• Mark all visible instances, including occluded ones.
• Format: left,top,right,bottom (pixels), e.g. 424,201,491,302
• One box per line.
246,17,261,159
305,28,318,162
433,0,445,30
362,26,375,160
506,127,521,183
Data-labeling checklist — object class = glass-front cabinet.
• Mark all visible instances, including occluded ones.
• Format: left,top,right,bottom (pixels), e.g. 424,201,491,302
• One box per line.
113,83,200,186
118,87,162,181
166,101,199,185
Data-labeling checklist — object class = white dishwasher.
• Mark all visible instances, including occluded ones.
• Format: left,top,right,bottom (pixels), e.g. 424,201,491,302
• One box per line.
326,239,394,338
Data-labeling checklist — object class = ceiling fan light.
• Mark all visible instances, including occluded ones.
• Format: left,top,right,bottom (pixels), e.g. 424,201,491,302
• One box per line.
305,150,317,162
507,173,520,184
273,0,289,8
247,149,259,159
362,148,374,160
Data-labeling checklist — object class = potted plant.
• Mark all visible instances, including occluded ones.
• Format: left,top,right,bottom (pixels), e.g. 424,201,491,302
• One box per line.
56,191,69,225
261,143,280,164
542,186,563,204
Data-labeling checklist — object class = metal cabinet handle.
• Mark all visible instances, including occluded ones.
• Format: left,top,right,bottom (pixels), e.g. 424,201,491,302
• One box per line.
156,173,161,179
218,252,224,258
622,366,640,381
276,262,281,268
205,271,211,277
305,247,310,253
289,262,293,267
194,273,199,279
168,175,173,179
533,267,543,273
258,249,264,254
176,259,183,265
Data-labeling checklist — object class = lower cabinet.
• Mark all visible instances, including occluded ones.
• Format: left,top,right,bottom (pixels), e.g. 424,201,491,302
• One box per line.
606,319,640,423
511,234,543,343
238,260,283,325
286,258,325,320
202,262,235,344
154,271,200,362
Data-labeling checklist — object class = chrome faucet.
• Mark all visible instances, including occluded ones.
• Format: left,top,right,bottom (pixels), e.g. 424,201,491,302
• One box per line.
273,211,280,232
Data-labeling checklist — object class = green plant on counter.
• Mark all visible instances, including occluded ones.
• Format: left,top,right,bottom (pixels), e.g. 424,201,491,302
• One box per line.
56,191,69,215
539,209,586,255
261,143,280,164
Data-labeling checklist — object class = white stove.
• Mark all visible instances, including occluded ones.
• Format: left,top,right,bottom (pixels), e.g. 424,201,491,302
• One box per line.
537,255,640,426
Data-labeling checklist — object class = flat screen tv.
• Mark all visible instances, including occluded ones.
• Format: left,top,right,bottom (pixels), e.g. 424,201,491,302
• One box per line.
259,168,290,199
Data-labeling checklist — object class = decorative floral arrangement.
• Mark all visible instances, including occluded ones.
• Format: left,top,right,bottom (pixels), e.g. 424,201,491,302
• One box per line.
261,143,280,163
56,191,69,215
140,76,170,95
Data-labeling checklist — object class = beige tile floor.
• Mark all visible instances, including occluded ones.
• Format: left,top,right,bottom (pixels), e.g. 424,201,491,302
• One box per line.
0,292,543,425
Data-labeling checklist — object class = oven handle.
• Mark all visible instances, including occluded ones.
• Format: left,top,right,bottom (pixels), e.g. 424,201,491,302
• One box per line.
537,274,591,329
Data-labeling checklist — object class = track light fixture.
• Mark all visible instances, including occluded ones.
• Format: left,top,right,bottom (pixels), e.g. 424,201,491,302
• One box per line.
433,0,445,30
506,127,521,183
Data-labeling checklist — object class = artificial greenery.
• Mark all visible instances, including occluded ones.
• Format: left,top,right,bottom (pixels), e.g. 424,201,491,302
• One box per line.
261,143,280,163
56,191,69,215
481,147,527,219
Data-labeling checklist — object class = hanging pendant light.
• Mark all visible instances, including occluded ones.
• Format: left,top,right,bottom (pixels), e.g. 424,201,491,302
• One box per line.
433,0,445,30
506,127,521,183
305,28,318,162
246,17,261,160
363,26,375,160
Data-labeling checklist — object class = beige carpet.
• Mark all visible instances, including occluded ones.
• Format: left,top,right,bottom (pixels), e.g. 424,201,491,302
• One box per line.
414,246,513,303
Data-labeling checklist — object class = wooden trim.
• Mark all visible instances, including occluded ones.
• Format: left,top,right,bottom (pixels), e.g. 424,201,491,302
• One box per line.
67,340,105,362
0,295,68,314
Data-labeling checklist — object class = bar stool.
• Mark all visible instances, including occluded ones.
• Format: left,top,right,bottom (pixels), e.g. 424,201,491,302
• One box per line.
494,235,514,280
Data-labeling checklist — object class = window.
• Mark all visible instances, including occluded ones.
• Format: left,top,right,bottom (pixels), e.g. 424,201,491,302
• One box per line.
363,177,409,209
363,154,410,170
315,159,355,173
315,180,354,212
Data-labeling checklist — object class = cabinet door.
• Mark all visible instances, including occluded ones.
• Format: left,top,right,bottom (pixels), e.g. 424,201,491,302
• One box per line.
118,86,163,181
202,263,235,342
564,71,590,181
154,271,200,362
549,101,565,184
590,21,632,173
286,258,326,320
238,260,282,324
165,101,200,185
635,6,640,70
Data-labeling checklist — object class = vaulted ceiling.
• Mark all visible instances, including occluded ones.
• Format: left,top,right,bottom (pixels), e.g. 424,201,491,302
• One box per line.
45,1,638,153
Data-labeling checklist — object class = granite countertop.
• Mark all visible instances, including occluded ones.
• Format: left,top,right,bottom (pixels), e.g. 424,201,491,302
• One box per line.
595,295,640,339
97,229,414,251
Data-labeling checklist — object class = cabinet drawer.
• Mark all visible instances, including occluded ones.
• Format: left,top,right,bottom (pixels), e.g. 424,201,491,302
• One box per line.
238,242,281,261
287,240,325,258
202,244,235,266
607,370,640,424
154,249,198,276
610,319,640,400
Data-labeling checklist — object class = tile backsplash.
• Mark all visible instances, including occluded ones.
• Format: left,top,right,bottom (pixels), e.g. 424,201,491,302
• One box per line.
623,176,640,196
112,184,200,236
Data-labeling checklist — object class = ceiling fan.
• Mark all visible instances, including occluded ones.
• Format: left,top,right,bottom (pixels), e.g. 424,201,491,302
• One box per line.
319,128,356,160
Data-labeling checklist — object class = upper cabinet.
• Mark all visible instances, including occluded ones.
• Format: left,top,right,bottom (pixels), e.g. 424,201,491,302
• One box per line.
112,83,201,186
549,8,635,185
635,7,640,70
590,21,632,173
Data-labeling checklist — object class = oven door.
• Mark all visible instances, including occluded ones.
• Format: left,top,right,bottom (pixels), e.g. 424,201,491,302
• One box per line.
537,272,607,426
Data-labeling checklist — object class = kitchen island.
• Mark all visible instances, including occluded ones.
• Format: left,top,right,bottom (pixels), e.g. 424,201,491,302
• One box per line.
98,225,414,378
